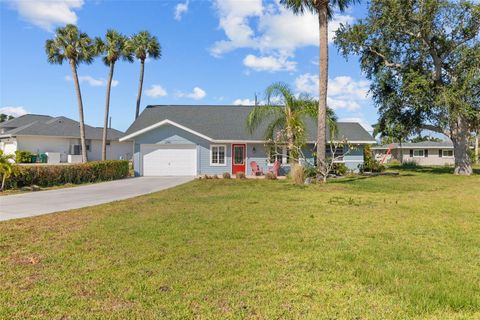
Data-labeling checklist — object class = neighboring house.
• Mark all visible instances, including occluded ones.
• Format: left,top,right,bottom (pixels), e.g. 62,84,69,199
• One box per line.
120,105,376,176
0,114,132,163
372,141,455,165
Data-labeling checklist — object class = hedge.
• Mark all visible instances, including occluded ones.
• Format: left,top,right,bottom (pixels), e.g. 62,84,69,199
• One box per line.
5,160,129,189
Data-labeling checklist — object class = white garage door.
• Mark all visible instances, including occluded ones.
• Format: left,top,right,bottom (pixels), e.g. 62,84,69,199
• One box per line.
141,144,197,176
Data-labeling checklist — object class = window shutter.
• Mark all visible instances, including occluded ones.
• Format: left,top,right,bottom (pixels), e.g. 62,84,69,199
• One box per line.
425,149,428,157
410,149,413,157
439,149,442,157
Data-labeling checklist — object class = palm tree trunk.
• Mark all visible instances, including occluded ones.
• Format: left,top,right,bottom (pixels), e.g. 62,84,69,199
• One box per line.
286,126,295,164
316,6,328,179
70,60,88,163
102,62,115,161
135,59,145,119
1,174,6,191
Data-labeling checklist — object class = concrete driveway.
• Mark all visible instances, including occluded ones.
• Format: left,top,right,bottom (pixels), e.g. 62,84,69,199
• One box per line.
0,176,193,221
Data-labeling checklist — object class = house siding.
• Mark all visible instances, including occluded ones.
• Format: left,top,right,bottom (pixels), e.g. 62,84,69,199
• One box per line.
343,145,365,171
14,136,132,162
132,125,367,176
402,148,455,165
374,147,455,166
132,124,232,176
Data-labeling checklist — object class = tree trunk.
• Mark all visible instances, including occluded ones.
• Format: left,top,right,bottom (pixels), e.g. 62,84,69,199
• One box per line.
1,174,6,191
102,62,115,161
451,115,472,175
70,60,88,163
399,140,403,164
475,134,479,165
135,59,145,119
316,6,328,180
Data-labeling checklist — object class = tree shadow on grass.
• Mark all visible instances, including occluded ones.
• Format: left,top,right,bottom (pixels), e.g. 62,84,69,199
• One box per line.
388,165,480,175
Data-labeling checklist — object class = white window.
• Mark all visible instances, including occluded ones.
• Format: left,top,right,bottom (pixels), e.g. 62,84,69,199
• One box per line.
210,145,226,166
413,150,424,157
442,150,453,157
268,146,288,165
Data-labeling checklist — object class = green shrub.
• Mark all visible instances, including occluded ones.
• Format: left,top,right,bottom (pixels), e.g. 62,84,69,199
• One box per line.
5,160,129,189
400,160,420,169
363,144,373,165
389,159,401,166
236,172,246,179
265,172,277,180
222,172,231,179
304,165,317,178
359,159,385,173
333,163,348,176
15,150,33,163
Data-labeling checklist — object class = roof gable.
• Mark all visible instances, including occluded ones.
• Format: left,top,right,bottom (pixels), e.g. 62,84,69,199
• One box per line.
123,105,375,143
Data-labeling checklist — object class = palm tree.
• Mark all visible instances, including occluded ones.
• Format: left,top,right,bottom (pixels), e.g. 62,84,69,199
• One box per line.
45,24,96,163
246,82,336,163
96,30,133,160
0,150,15,191
128,31,161,119
279,0,359,171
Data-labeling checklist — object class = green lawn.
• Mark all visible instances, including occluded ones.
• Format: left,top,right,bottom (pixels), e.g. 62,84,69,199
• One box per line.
1,168,479,319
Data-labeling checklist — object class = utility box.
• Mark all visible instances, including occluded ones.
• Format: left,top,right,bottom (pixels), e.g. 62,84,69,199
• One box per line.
46,152,60,164
67,155,82,163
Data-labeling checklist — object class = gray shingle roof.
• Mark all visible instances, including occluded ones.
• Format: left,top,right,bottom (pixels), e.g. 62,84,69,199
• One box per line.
0,114,124,140
0,114,51,130
124,105,375,142
372,141,454,149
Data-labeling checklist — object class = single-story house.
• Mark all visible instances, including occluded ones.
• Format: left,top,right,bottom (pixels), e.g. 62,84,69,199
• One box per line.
120,105,376,176
372,141,455,165
0,114,132,163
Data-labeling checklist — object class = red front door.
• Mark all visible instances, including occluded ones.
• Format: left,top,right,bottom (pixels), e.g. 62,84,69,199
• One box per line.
232,144,246,174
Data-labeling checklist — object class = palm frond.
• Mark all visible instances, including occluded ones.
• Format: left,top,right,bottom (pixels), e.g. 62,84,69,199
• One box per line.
129,31,161,61
264,82,294,107
45,24,97,65
246,106,282,134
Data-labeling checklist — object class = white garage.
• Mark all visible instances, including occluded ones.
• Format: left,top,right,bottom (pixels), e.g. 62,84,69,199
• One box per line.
141,144,197,176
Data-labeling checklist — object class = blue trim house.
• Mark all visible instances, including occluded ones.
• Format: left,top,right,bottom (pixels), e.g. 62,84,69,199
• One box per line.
120,105,376,176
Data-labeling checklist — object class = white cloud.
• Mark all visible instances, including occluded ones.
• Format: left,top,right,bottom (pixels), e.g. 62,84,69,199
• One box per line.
174,1,189,21
233,98,256,105
210,0,262,56
257,6,353,53
145,85,168,98
295,73,319,95
0,106,28,117
243,54,296,72
211,0,354,70
176,87,206,100
327,97,361,111
8,0,84,31
295,73,369,111
65,75,119,87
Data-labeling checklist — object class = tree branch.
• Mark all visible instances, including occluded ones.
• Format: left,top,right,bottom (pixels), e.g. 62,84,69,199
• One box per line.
367,47,404,69
418,123,448,136
400,30,443,81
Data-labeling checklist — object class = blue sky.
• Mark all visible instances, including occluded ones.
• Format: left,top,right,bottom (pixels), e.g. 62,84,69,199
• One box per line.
0,0,375,133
